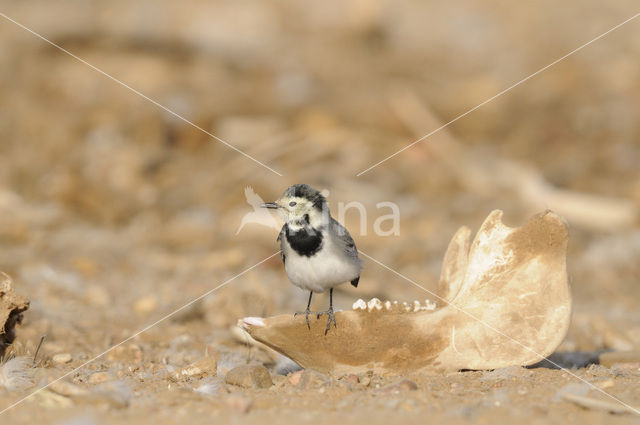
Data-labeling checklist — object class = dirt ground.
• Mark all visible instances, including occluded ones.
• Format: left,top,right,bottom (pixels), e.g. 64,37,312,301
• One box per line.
1,0,640,424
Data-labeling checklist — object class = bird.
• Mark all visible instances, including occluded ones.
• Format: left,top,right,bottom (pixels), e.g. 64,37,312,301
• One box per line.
235,186,282,235
262,184,362,334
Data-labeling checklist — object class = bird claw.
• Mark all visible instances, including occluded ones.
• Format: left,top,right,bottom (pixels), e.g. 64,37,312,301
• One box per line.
294,308,337,334
294,309,311,329
315,308,337,335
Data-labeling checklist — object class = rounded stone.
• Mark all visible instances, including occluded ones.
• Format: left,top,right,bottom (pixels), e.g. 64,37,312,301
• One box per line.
225,365,273,389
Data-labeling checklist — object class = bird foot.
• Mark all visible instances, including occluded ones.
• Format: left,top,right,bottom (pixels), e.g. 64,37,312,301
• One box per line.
294,309,312,329
315,308,337,335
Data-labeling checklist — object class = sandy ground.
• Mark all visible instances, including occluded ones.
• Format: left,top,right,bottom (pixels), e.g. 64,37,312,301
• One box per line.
1,0,640,423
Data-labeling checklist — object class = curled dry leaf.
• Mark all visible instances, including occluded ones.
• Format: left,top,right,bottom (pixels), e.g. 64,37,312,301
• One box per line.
240,210,571,374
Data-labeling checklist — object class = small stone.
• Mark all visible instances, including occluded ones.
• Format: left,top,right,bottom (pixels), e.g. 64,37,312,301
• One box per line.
52,353,72,364
177,357,217,379
360,376,371,387
225,365,272,389
376,379,418,395
225,394,252,413
88,372,112,384
288,370,303,386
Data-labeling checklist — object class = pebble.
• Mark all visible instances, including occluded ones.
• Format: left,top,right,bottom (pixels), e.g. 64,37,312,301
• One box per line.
288,370,303,386
176,357,217,379
225,365,273,389
52,353,72,364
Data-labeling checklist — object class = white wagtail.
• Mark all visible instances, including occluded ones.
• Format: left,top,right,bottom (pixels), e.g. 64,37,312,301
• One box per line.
262,184,362,334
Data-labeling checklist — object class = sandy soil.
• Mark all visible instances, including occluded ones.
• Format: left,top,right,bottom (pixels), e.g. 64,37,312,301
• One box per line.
0,0,639,424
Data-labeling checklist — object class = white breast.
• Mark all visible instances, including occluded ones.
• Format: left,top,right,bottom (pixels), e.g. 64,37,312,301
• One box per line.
283,237,360,293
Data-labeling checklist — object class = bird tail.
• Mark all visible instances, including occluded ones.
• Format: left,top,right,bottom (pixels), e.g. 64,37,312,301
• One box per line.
350,276,360,288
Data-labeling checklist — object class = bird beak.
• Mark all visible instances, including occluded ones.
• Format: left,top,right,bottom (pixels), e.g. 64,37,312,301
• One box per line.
261,202,279,209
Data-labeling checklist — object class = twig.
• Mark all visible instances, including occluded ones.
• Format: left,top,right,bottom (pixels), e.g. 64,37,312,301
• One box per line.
32,335,46,366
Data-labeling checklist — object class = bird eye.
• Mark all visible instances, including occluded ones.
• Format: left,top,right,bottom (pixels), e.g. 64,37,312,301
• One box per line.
289,201,297,207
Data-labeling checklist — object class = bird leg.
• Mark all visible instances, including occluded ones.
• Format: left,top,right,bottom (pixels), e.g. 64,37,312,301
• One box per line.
294,291,313,329
315,288,337,335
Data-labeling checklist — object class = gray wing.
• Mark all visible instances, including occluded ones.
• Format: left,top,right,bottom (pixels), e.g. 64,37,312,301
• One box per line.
330,218,360,261
277,225,286,264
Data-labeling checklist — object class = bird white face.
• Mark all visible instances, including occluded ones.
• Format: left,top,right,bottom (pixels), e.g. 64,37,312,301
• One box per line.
275,195,327,228
261,184,330,230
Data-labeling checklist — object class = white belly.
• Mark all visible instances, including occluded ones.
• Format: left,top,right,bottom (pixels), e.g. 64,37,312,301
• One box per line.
284,241,360,293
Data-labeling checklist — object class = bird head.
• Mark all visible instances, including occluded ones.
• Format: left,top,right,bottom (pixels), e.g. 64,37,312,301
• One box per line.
261,184,329,227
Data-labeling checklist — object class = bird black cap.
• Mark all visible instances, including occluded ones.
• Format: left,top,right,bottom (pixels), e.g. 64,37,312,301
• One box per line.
283,184,327,211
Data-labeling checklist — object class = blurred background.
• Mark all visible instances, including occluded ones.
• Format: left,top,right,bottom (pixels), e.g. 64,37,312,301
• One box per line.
0,0,639,419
